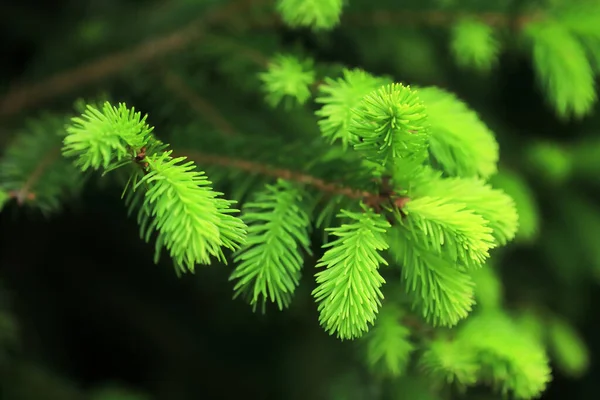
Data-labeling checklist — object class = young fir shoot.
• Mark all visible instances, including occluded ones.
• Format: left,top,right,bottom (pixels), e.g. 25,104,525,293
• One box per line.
62,102,247,274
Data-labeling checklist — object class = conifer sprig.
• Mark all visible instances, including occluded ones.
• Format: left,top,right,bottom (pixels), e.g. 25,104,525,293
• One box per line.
61,102,247,273
362,302,415,377
526,22,596,119
316,69,392,148
388,225,476,327
230,179,312,311
276,0,344,30
416,87,499,179
0,115,84,214
414,173,519,246
259,54,316,108
63,103,153,171
136,151,246,273
349,83,430,168
312,206,391,340
451,18,500,72
400,196,496,269
420,312,551,399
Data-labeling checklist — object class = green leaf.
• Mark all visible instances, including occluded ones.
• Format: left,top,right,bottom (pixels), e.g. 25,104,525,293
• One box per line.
451,18,500,72
417,87,498,179
230,179,312,311
312,206,391,340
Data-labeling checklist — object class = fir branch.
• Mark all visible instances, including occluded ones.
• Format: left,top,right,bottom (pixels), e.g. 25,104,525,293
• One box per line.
362,302,415,377
419,334,480,386
230,179,312,310
416,86,499,179
459,312,551,398
388,225,476,327
525,21,596,119
0,115,83,213
61,102,247,273
136,151,247,273
313,206,391,340
451,18,500,72
413,174,518,247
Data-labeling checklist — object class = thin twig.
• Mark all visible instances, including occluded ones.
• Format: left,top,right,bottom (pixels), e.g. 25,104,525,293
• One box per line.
161,70,238,137
181,150,409,209
0,5,541,119
0,0,264,119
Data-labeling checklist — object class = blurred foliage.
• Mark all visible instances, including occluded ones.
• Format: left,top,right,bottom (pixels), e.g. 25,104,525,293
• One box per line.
1,0,600,399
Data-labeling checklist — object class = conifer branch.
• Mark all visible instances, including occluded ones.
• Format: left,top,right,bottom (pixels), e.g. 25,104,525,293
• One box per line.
181,150,410,209
0,116,83,213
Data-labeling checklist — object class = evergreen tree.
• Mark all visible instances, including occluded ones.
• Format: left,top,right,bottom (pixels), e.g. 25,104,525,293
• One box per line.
0,0,598,399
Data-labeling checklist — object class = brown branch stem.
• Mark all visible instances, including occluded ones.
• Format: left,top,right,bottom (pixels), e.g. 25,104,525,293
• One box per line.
180,149,409,210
